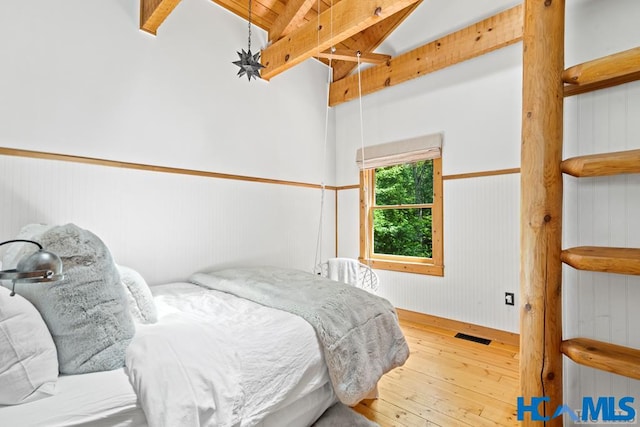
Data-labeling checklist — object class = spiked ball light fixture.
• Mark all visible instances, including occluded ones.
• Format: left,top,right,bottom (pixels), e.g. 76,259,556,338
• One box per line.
232,0,265,80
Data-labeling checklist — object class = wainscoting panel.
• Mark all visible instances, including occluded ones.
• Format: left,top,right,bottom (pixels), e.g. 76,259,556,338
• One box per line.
0,154,335,285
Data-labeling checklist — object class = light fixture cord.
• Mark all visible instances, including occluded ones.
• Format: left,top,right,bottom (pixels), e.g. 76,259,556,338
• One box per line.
313,0,334,274
247,0,252,51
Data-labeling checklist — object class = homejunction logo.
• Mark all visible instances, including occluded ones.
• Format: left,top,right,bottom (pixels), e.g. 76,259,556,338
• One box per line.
517,396,637,424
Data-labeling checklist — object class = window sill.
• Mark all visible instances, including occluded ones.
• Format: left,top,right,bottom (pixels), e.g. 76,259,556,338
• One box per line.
361,258,444,277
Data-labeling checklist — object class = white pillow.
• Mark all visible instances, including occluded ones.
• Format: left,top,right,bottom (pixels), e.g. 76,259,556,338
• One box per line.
0,287,58,405
117,265,157,324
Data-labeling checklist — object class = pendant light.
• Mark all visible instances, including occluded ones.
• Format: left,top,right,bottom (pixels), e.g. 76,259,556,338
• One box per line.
232,0,265,81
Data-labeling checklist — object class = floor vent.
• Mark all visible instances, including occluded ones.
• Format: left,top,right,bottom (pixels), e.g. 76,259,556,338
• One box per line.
454,333,491,345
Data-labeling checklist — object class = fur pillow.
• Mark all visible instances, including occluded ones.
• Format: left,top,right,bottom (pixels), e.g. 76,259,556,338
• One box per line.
117,265,157,324
1,223,135,374
0,287,58,405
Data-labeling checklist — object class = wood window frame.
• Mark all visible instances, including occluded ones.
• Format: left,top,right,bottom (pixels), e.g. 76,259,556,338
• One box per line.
359,157,444,276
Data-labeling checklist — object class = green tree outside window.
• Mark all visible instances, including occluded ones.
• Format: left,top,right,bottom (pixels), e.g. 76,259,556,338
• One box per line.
372,160,434,258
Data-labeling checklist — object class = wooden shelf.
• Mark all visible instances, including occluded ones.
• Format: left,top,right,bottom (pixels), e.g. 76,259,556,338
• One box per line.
563,46,640,97
562,149,640,177
562,338,640,380
561,246,640,275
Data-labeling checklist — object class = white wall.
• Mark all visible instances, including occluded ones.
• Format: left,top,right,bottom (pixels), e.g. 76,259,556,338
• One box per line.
0,0,336,184
0,156,336,285
0,0,336,282
335,40,523,333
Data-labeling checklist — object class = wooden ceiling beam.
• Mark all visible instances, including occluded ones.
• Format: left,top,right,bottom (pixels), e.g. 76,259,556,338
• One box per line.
269,0,316,42
140,0,182,35
331,2,421,81
260,0,421,81
329,4,523,106
209,0,275,31
315,49,391,64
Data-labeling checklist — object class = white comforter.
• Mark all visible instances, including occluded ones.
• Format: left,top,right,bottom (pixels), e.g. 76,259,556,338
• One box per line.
125,282,331,427
190,267,410,406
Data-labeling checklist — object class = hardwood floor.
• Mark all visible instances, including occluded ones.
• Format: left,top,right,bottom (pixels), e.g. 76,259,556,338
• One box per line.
354,319,520,426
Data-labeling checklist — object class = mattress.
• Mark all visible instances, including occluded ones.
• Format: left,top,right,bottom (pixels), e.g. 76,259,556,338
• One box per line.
1,282,336,427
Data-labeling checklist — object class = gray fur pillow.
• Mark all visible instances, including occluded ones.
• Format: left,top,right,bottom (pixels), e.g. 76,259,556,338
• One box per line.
1,223,135,374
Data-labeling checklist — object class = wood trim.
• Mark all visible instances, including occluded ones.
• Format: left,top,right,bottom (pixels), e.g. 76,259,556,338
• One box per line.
360,158,443,276
443,167,520,181
260,0,421,80
368,252,434,263
336,184,360,191
396,308,520,348
359,169,373,261
365,258,443,276
373,203,433,210
140,0,182,35
431,158,443,269
329,4,523,106
338,167,520,192
0,147,337,191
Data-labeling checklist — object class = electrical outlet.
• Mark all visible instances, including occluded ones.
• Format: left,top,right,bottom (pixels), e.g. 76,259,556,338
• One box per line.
505,292,515,306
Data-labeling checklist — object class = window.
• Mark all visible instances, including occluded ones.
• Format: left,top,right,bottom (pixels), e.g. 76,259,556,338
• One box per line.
358,136,443,276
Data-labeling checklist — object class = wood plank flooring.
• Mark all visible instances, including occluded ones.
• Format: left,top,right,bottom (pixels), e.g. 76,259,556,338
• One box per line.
354,319,520,426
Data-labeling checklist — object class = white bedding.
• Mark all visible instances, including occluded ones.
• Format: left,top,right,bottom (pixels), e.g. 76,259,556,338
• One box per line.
0,370,334,427
0,368,146,427
127,282,334,427
190,267,409,406
1,282,336,427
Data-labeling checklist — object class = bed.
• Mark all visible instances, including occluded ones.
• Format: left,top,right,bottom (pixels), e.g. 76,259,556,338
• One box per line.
0,224,409,427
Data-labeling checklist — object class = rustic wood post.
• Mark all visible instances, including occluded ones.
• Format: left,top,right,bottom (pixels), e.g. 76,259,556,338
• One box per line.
520,0,565,425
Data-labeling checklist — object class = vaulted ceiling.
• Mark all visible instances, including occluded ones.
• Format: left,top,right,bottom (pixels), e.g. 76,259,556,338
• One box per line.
139,0,523,106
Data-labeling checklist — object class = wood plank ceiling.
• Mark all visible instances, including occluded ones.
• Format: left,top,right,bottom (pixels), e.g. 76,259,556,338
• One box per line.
140,0,524,106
